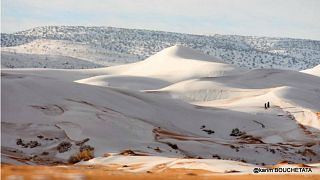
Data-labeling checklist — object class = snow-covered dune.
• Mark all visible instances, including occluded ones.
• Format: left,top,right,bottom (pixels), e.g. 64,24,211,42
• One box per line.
148,68,320,131
103,45,242,82
2,70,319,166
76,45,244,90
151,68,320,106
301,65,320,77
75,75,169,90
1,45,320,172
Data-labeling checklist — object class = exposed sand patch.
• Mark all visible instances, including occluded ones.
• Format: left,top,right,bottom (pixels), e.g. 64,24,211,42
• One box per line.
2,164,319,180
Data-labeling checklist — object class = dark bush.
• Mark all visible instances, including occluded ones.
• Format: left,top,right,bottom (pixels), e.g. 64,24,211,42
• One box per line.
80,145,94,152
68,149,94,164
57,141,72,153
29,141,41,148
16,139,23,145
42,151,49,155
167,143,178,150
203,129,215,134
230,128,245,136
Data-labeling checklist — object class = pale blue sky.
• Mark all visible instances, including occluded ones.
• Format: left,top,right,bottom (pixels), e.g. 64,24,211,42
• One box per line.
1,0,320,40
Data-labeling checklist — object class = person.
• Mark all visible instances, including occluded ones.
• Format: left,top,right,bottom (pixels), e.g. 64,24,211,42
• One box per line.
264,103,267,109
267,102,270,108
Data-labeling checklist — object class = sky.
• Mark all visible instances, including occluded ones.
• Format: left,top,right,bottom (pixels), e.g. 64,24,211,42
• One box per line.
1,0,320,40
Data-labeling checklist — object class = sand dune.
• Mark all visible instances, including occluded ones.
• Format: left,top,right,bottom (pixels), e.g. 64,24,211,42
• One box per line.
1,45,320,175
75,45,244,90
301,65,320,77
98,45,243,82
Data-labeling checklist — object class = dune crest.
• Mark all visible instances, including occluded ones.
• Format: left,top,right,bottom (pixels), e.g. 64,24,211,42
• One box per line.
1,46,320,174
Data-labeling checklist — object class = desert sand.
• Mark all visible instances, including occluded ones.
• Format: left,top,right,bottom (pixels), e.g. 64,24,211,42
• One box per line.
2,164,320,180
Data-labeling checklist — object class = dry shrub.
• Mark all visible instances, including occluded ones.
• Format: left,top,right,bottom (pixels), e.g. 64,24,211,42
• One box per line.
68,149,94,164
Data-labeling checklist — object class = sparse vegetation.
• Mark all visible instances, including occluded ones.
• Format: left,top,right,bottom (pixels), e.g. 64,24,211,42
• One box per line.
230,145,240,152
42,151,49,156
230,128,246,137
2,26,319,70
16,138,41,148
16,138,23,146
167,143,178,150
57,141,72,153
200,125,215,135
270,149,276,154
212,154,221,159
68,145,95,164
80,144,94,152
154,147,162,153
68,149,95,164
202,129,215,135
29,141,41,148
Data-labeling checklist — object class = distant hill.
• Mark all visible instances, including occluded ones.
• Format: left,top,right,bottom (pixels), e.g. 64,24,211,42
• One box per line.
2,26,320,70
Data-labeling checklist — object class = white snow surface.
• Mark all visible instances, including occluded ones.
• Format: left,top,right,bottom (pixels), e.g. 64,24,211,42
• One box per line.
79,155,320,174
1,45,320,172
301,65,320,77
2,26,320,70
1,39,132,67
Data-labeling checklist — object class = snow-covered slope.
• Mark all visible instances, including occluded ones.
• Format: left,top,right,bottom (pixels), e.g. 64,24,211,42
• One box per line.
1,51,102,69
301,65,320,77
2,69,319,165
78,155,320,174
150,69,320,130
2,26,320,70
1,46,320,171
77,45,242,89
1,39,137,67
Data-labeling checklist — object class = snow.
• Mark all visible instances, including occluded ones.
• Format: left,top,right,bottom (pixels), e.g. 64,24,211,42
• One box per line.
301,65,320,77
1,45,320,171
1,39,133,67
76,45,243,90
1,51,102,69
79,155,320,174
79,155,257,173
2,26,320,70
75,75,169,90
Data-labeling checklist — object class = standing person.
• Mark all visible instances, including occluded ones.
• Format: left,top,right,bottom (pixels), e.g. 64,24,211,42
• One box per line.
267,102,270,108
264,103,267,109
